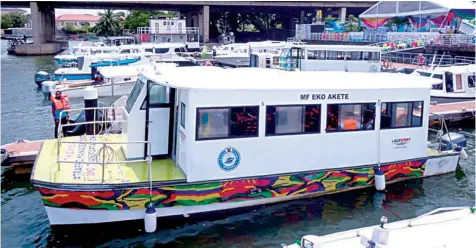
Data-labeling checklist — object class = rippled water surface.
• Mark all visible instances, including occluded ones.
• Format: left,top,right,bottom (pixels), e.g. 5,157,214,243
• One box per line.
1,40,474,248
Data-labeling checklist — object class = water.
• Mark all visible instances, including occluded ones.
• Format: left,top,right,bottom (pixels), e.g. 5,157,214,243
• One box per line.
1,39,475,247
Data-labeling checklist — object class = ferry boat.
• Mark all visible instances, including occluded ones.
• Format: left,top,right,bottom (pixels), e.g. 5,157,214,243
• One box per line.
412,65,475,103
31,67,465,226
250,44,382,72
214,41,287,67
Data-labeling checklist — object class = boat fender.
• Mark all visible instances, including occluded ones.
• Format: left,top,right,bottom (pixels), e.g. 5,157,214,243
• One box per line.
373,166,386,191
370,216,389,246
300,235,323,248
144,203,157,233
455,146,468,160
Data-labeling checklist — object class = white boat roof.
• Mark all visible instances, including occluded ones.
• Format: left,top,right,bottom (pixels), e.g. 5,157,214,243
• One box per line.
292,44,382,52
142,67,437,91
98,65,148,77
416,65,476,74
140,43,186,48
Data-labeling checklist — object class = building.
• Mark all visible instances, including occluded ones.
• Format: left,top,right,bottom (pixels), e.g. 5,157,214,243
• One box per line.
55,14,100,29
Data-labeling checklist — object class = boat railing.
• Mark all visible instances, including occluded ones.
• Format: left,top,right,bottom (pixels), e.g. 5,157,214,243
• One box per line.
56,140,152,183
381,52,475,67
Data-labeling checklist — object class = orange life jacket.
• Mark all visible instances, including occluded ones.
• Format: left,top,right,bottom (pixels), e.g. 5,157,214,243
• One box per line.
51,95,71,119
343,119,358,130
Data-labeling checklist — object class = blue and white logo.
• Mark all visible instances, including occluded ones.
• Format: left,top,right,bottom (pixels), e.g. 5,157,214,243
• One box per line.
217,146,241,171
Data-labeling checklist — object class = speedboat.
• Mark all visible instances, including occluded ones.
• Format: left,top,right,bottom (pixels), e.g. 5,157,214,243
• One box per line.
412,64,475,103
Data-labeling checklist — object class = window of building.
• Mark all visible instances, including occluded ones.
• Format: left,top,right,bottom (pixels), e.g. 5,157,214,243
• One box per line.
196,106,259,140
381,101,423,129
327,103,376,132
266,104,321,136
180,102,186,128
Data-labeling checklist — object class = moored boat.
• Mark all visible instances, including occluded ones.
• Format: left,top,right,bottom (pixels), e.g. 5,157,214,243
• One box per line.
31,68,467,226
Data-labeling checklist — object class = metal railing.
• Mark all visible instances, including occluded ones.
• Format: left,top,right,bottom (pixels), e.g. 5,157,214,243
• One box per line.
381,52,475,67
55,106,155,183
301,32,476,47
137,26,199,34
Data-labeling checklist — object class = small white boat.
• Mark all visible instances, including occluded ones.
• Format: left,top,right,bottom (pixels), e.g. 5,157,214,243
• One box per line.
214,41,286,67
412,65,475,103
283,206,476,248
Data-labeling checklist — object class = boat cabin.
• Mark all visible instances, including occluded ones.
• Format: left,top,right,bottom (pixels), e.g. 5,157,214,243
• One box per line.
250,44,382,73
118,67,435,183
105,36,137,46
137,19,200,51
413,65,475,102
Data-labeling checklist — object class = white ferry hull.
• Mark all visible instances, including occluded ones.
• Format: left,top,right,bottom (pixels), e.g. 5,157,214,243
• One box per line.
38,154,459,225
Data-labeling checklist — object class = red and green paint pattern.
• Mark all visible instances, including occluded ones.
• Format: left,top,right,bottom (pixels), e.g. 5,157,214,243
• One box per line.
38,159,426,210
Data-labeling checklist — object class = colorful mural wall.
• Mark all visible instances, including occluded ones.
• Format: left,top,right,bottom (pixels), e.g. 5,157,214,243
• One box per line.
38,159,427,211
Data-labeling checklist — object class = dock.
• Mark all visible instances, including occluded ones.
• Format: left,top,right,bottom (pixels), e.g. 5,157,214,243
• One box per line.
1,140,44,174
429,101,475,126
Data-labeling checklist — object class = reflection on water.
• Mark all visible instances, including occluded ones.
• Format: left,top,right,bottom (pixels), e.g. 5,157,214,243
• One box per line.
0,40,474,247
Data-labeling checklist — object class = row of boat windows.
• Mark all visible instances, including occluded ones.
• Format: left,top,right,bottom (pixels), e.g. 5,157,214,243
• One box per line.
193,101,423,140
144,47,186,54
306,51,381,61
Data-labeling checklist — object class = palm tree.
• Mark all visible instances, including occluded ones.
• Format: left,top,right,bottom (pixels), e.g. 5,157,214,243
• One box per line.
94,9,121,37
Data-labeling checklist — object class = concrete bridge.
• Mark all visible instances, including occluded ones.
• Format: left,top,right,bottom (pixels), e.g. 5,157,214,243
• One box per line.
1,1,375,54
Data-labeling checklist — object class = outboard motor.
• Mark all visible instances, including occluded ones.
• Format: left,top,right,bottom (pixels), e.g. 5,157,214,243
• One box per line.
438,132,467,151
34,71,51,88
41,81,56,99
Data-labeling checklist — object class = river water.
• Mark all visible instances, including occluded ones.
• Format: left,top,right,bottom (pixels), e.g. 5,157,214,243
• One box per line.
1,40,475,248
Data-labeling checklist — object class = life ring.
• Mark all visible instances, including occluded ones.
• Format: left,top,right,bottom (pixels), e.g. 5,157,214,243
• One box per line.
382,60,390,70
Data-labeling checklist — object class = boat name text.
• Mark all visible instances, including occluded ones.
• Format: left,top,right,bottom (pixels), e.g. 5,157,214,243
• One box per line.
300,93,349,101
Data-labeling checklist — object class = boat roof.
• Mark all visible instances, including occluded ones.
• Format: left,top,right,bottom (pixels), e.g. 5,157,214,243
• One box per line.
140,43,186,48
106,36,135,40
98,65,147,77
141,67,437,91
292,44,382,52
417,65,476,74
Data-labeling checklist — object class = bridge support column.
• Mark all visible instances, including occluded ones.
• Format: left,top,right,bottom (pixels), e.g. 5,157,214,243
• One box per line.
300,10,305,24
18,2,61,55
339,7,347,23
199,5,210,43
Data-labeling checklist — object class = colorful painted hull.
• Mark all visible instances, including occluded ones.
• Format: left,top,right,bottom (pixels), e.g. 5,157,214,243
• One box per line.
35,154,460,225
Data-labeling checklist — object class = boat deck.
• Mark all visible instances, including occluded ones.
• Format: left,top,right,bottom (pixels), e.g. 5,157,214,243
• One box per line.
32,134,186,184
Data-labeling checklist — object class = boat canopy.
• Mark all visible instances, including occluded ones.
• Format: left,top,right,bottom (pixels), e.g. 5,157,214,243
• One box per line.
359,0,476,19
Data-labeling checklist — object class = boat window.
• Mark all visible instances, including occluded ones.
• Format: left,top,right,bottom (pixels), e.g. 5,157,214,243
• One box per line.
120,49,131,54
196,106,259,140
417,71,432,77
307,50,326,60
141,82,170,108
432,74,443,80
327,51,337,60
327,103,376,132
174,48,181,53
145,48,153,53
381,101,423,129
455,74,463,90
125,79,145,113
266,104,321,136
362,52,379,61
181,102,186,128
445,72,454,92
468,74,475,88
432,83,443,90
349,51,362,60
155,48,169,54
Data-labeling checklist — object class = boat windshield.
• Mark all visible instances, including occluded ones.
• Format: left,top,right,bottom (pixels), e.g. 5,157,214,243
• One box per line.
125,79,145,113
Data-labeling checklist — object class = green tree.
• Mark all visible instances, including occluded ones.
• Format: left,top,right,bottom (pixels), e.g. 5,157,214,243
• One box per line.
93,9,121,36
1,13,28,29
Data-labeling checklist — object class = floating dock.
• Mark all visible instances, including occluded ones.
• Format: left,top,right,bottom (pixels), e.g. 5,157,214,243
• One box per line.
429,101,475,126
1,140,43,174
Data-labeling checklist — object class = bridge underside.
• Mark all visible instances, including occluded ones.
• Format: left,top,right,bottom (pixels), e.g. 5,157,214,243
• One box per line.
1,1,373,51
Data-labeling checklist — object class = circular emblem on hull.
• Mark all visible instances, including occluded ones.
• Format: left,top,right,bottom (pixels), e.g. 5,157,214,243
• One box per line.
218,146,240,171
